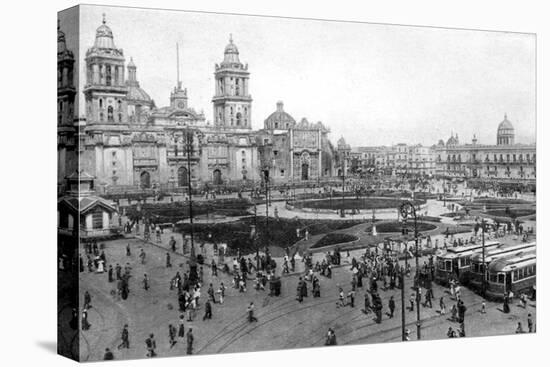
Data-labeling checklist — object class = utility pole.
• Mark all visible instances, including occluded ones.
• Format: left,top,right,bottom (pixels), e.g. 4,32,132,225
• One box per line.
264,169,270,256
400,201,421,340
185,129,197,284
481,218,487,297
341,168,345,217
401,265,406,341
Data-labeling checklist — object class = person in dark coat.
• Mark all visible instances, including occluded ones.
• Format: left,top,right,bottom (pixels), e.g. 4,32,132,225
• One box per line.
168,324,177,348
503,293,510,313
145,333,156,357
166,253,172,268
178,315,185,338
186,328,194,355
388,296,395,318
108,265,114,282
117,324,130,349
203,300,212,320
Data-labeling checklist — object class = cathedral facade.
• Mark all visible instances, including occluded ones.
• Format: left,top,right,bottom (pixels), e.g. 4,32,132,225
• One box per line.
57,16,340,194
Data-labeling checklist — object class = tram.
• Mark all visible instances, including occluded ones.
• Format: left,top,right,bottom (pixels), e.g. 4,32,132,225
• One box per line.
486,250,536,300
469,241,536,291
435,241,501,285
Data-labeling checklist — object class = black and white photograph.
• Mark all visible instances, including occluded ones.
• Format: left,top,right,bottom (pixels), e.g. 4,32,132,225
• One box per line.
51,1,541,364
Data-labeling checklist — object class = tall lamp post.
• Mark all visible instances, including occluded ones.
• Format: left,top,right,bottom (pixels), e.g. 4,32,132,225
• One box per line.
400,200,421,340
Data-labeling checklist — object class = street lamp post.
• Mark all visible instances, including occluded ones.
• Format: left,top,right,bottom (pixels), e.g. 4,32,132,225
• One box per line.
400,200,421,340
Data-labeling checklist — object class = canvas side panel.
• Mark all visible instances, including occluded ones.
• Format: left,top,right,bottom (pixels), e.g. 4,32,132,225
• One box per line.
57,5,81,362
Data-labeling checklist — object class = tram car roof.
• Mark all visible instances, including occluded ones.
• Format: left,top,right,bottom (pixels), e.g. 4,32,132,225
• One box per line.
470,241,536,263
487,250,536,273
437,240,501,260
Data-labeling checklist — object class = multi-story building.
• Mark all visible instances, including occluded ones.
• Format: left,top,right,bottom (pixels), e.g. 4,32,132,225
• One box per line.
58,16,341,194
434,115,536,181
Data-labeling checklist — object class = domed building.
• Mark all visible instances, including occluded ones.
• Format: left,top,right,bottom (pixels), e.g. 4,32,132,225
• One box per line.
497,114,515,145
125,58,154,123
264,101,296,130
60,15,340,194
433,114,535,182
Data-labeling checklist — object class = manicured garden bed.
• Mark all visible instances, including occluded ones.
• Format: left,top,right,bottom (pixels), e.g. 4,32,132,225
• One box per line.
177,218,363,255
310,233,358,249
485,208,536,218
125,199,253,223
365,221,437,234
293,197,425,211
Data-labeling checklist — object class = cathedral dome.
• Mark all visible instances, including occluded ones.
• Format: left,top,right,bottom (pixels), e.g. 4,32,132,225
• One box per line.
264,101,295,130
127,85,152,103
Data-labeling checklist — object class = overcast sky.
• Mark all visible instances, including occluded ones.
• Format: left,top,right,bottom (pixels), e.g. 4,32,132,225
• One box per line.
66,5,535,147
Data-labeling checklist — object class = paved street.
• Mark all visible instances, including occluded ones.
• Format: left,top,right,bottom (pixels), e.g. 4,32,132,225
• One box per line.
78,224,536,361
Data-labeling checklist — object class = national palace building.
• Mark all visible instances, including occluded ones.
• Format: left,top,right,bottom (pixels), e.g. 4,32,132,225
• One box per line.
57,16,339,194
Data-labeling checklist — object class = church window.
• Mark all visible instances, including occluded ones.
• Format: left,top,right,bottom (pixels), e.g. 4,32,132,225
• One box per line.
107,106,114,122
118,113,122,123
231,118,234,126
117,100,122,111
99,112,104,122
275,122,279,129
273,150,278,156
236,112,242,126
230,107,233,115
114,67,119,86
99,98,103,109
106,65,112,86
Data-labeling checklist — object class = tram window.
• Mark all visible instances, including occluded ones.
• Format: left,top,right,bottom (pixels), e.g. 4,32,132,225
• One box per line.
445,261,452,271
498,274,505,284
438,260,445,270
489,274,497,282
513,270,518,281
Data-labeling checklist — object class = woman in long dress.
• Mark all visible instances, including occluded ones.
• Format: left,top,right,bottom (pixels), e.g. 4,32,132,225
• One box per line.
97,259,105,273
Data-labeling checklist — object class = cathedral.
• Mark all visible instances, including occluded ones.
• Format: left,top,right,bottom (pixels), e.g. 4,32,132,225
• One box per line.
57,16,340,194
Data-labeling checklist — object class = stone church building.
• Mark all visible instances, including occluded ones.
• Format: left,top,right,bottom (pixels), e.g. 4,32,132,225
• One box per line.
58,16,340,194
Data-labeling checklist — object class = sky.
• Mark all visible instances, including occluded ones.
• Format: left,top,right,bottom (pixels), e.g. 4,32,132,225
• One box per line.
64,5,535,147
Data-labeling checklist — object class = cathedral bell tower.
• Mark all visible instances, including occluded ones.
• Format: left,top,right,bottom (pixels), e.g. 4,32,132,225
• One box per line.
83,14,128,126
212,34,252,129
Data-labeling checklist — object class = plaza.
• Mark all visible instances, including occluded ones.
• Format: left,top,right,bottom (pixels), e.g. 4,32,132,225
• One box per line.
56,6,536,363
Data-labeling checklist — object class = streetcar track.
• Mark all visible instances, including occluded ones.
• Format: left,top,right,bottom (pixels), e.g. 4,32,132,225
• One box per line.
216,298,338,353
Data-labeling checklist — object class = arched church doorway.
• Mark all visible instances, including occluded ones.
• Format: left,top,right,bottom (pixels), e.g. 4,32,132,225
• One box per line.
177,166,188,187
140,171,151,189
213,169,223,185
301,163,309,181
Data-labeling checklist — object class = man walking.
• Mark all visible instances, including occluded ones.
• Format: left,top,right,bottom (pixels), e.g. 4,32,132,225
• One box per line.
248,302,258,322
117,324,130,349
203,299,213,321
186,328,194,355
388,296,395,318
